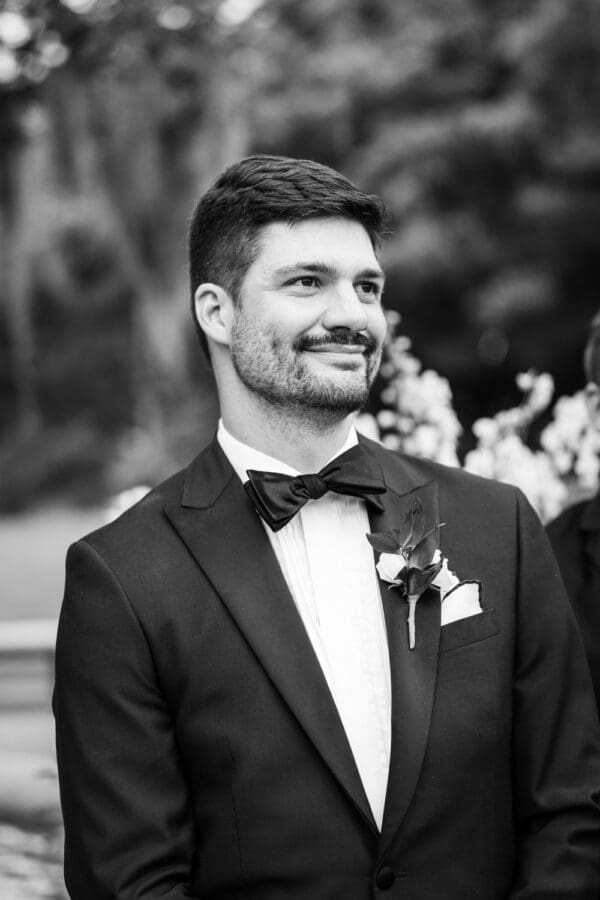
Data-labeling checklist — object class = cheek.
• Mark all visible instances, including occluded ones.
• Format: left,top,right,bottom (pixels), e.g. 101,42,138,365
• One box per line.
269,332,285,354
369,307,388,346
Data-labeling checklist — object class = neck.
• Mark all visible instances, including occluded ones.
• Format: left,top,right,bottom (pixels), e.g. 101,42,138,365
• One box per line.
220,395,356,472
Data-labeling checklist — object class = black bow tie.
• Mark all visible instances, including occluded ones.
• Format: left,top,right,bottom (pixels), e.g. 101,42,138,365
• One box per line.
244,444,387,532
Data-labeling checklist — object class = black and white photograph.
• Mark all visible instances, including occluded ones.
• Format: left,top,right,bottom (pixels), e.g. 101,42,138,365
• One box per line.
2,1,600,897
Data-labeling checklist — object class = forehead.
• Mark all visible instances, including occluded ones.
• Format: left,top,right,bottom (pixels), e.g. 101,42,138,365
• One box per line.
251,217,380,273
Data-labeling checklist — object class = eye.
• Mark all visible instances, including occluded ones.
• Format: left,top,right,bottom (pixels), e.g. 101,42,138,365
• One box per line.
356,281,382,300
291,276,321,288
284,275,322,291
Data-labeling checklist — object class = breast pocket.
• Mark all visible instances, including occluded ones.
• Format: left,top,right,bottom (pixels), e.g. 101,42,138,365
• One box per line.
439,609,499,653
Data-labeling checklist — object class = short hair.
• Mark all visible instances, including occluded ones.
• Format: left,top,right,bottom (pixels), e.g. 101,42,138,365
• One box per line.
584,310,600,385
188,155,390,357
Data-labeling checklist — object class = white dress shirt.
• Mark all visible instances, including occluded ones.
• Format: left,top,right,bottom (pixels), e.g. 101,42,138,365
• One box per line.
217,420,392,829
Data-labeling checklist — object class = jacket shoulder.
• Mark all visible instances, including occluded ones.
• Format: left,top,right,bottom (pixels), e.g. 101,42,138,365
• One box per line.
546,498,589,540
361,436,520,509
76,465,188,558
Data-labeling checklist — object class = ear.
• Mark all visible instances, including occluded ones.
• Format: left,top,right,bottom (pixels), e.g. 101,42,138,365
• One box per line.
584,382,600,429
193,283,235,350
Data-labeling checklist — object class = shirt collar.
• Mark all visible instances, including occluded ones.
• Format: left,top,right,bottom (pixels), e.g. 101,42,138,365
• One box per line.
217,418,359,484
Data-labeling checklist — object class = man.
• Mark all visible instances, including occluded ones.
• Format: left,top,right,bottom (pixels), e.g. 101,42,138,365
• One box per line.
547,312,600,707
54,155,600,899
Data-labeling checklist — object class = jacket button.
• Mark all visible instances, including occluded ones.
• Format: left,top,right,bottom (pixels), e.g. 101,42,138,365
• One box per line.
376,866,395,890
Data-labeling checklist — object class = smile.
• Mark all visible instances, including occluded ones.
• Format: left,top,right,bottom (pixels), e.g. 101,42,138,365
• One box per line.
304,345,366,355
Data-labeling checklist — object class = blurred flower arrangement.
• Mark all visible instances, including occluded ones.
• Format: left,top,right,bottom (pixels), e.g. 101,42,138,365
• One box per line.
462,371,567,522
358,314,600,523
357,311,462,468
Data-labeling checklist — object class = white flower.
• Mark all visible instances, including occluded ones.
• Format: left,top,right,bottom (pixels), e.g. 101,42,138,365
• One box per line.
399,356,421,376
472,417,498,446
376,552,406,583
516,371,535,392
464,447,496,478
513,370,554,417
550,448,573,475
575,444,600,491
0,11,32,49
380,385,397,404
396,414,415,434
377,409,399,430
431,550,459,596
529,373,554,412
437,443,461,467
407,424,439,458
385,309,402,328
382,434,402,450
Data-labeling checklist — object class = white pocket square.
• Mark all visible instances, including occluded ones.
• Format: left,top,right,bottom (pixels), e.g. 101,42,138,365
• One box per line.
440,581,482,626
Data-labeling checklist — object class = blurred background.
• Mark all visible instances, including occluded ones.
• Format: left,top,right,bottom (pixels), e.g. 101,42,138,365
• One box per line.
1,0,599,895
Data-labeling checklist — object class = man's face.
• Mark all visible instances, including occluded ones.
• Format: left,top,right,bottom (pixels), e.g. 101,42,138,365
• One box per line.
228,217,387,417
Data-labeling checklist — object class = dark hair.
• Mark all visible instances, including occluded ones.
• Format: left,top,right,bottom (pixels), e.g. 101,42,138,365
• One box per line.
584,310,600,385
188,154,390,357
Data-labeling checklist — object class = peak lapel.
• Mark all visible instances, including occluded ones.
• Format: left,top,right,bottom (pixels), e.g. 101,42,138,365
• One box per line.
361,442,441,846
164,438,377,833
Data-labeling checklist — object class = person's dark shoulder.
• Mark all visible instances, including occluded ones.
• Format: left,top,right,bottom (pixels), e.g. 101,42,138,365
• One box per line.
546,497,591,543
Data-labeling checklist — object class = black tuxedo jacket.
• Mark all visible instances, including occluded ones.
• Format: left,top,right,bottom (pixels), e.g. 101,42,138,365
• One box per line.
547,492,600,708
54,436,600,899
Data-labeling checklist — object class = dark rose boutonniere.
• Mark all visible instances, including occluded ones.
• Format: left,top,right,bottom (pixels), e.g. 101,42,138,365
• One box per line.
367,493,444,649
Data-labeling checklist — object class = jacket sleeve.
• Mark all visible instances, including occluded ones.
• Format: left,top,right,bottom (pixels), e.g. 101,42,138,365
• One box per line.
509,490,600,899
54,539,197,900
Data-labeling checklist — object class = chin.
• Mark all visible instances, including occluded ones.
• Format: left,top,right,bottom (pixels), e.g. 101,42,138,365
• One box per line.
291,365,372,411
234,353,374,415
301,382,371,414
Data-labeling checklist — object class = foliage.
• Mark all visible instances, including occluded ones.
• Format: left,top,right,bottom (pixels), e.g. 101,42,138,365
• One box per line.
0,419,110,511
1,0,600,508
250,0,600,419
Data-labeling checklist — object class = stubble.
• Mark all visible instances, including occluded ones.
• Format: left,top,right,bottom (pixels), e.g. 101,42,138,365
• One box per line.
229,312,382,421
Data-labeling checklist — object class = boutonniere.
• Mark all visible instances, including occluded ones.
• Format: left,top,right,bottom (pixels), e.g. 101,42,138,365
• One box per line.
367,494,444,649
368,490,483,648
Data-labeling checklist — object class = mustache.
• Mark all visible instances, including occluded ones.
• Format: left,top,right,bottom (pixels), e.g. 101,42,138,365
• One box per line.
295,330,378,355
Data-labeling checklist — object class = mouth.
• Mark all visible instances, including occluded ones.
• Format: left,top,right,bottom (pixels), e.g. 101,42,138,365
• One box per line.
302,345,368,369
304,344,366,356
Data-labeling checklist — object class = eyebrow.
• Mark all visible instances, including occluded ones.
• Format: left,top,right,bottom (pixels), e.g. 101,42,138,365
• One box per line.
272,262,385,281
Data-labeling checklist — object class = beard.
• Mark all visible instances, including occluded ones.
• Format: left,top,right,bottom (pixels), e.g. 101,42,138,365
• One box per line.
229,310,382,417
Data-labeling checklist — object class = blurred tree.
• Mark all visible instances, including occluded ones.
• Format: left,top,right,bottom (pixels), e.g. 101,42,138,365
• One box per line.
249,0,600,440
1,0,599,504
0,0,248,501
0,90,40,437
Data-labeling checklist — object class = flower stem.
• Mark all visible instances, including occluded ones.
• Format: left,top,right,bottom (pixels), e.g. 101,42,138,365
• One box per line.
407,595,418,649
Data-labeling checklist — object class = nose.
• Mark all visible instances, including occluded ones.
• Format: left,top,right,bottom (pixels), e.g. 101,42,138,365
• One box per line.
321,281,369,333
